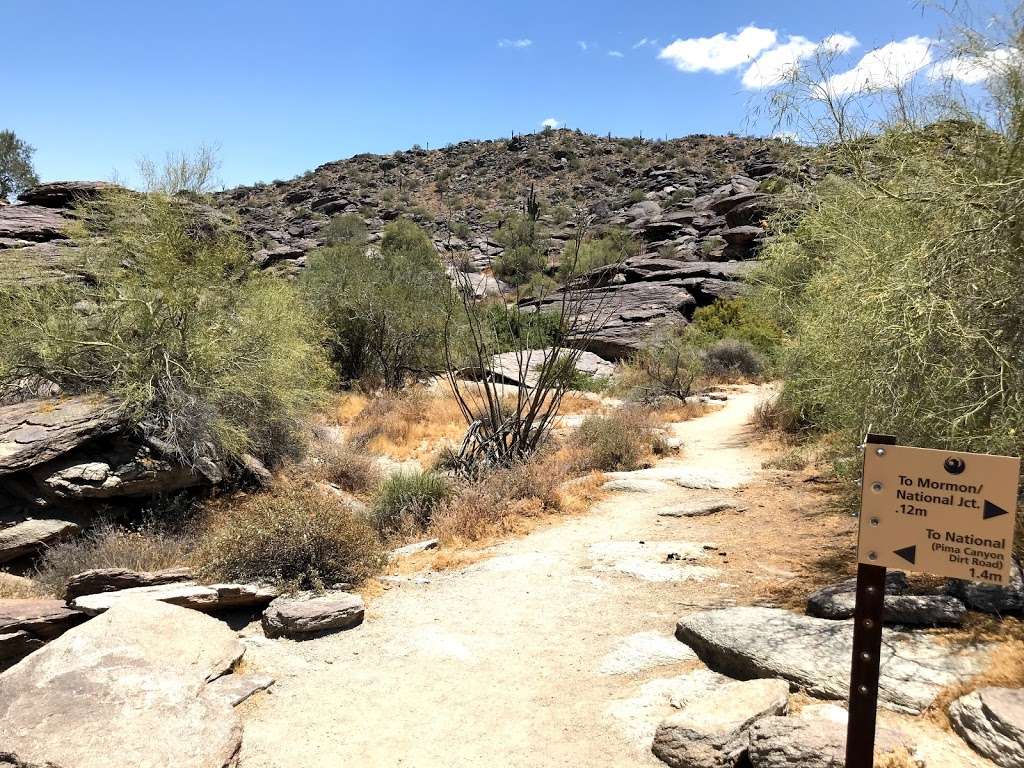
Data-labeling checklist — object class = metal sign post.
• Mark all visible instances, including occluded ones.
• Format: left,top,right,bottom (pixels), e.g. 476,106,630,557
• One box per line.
845,434,894,768
847,434,1021,767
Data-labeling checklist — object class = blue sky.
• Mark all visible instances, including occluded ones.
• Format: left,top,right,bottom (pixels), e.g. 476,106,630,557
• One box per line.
3,1,976,188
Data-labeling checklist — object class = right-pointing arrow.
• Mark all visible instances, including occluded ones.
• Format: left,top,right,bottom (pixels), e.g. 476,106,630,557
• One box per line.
983,500,1009,520
894,545,917,565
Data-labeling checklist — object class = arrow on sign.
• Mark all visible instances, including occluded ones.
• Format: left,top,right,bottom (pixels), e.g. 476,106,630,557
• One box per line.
983,500,1010,520
894,545,917,565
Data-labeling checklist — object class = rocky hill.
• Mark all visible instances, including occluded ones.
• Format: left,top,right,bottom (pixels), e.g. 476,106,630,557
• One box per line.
214,129,811,356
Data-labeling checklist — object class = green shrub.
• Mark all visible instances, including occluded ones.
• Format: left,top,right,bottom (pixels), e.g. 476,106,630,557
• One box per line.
492,213,549,285
198,484,384,589
558,228,639,279
485,305,563,352
0,190,331,468
302,218,450,388
371,470,452,535
689,298,783,361
627,189,645,204
322,213,368,245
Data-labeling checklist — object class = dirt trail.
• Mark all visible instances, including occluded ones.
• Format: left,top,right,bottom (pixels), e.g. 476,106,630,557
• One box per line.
233,384,984,768
235,386,775,767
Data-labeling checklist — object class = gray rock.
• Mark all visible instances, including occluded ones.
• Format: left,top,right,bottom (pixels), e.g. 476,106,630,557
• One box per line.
0,629,44,665
0,204,68,242
658,498,740,517
0,395,123,475
486,348,614,388
389,538,440,560
947,556,1024,615
0,597,244,768
602,476,671,494
0,518,80,563
262,591,365,639
207,672,276,707
0,598,88,640
652,678,790,768
17,180,118,208
747,714,915,768
806,573,966,625
949,687,1024,768
676,606,989,713
71,581,279,616
65,566,195,600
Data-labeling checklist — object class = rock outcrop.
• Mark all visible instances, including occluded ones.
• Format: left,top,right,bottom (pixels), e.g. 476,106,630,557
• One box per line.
947,556,1024,615
71,581,279,616
64,566,195,601
676,606,989,713
806,573,966,626
948,687,1024,768
0,597,245,768
747,712,915,768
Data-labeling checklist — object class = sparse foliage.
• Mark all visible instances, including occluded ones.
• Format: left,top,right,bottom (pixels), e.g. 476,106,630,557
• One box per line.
0,130,39,201
137,143,222,196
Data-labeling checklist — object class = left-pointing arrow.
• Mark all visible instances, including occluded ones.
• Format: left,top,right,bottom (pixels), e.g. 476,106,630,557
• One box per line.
983,500,1009,520
894,545,917,565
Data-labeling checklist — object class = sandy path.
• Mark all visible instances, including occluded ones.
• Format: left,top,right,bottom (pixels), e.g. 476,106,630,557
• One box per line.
235,385,777,768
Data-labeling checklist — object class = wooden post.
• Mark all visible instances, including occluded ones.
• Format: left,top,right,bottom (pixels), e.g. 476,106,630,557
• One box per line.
845,433,896,768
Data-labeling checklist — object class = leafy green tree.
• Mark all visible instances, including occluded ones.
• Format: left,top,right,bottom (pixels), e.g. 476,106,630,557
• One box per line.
302,218,451,388
0,130,39,201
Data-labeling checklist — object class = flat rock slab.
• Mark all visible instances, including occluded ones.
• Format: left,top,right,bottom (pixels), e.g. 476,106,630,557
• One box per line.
602,476,673,494
0,598,87,641
0,518,80,563
0,394,123,475
71,581,278,616
949,687,1024,768
388,538,439,560
670,469,750,491
0,597,244,768
0,630,44,664
599,631,698,675
747,714,915,768
948,557,1024,615
806,572,966,626
676,606,990,713
653,678,790,768
208,672,276,707
65,566,194,600
589,541,717,583
262,591,365,639
658,498,741,518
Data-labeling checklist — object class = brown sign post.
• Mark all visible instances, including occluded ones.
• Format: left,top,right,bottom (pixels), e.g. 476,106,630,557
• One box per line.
846,435,1020,767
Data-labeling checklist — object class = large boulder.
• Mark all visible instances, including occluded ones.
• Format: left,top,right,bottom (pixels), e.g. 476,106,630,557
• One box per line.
948,687,1024,768
0,598,88,666
0,395,123,475
0,597,245,768
486,348,614,388
747,712,915,768
0,204,69,243
0,518,80,563
262,591,365,639
65,566,194,600
676,606,990,713
652,678,790,768
71,581,279,616
17,180,117,208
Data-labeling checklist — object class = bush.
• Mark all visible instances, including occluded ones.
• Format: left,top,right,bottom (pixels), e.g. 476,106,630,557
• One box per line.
371,470,452,535
0,190,330,469
573,410,664,471
618,330,702,402
197,484,384,589
558,228,639,279
492,213,549,285
310,442,381,494
689,298,783,361
701,339,764,378
33,523,190,598
322,213,368,245
302,218,450,388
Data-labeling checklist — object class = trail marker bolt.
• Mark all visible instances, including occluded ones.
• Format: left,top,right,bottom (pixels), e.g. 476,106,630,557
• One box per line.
875,447,886,456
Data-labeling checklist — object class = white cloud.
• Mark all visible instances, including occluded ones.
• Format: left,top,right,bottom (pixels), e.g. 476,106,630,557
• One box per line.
541,118,561,129
498,38,533,49
928,48,1016,84
608,50,624,58
742,32,859,89
826,36,933,95
633,38,655,49
577,41,590,52
658,26,778,74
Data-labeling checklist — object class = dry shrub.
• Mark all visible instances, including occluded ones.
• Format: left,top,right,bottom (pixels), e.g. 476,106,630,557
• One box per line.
309,441,381,495
197,483,385,590
0,573,43,600
431,453,569,544
701,339,765,380
343,388,465,460
32,523,191,598
572,409,666,472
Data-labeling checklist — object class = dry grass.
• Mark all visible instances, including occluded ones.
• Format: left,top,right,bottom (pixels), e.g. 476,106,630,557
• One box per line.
32,523,192,598
308,441,381,495
0,572,42,599
336,388,465,461
571,408,669,472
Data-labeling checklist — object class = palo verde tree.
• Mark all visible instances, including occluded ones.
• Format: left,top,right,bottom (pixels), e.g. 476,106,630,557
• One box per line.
0,130,39,201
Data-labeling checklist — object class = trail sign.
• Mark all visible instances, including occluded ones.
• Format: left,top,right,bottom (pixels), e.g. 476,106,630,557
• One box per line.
858,444,1020,585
